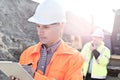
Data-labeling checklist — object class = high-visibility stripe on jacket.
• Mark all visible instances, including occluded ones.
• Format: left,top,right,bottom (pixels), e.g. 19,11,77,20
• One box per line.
19,41,84,80
81,41,110,79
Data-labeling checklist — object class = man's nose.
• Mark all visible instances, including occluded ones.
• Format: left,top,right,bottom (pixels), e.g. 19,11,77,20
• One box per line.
38,28,44,34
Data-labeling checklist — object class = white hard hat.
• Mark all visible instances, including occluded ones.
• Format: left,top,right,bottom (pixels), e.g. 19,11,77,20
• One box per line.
28,0,66,25
92,28,104,38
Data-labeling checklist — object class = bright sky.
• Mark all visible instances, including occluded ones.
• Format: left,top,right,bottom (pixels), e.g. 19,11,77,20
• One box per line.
32,0,120,33
60,0,120,33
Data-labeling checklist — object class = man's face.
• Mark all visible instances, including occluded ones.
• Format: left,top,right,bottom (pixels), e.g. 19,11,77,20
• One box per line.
92,36,103,45
36,23,64,47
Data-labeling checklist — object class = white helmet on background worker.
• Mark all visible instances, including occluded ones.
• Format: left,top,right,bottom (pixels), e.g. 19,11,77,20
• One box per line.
28,0,66,25
92,28,104,38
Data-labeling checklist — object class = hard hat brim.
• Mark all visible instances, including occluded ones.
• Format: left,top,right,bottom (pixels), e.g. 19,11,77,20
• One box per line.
28,16,66,25
28,16,52,25
28,16,41,24
91,34,104,38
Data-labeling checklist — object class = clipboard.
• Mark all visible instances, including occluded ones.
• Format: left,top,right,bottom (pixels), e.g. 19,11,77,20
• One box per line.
0,61,34,80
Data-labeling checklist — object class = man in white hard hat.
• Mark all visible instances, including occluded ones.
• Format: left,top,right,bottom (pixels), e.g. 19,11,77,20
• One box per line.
9,0,84,80
81,28,111,80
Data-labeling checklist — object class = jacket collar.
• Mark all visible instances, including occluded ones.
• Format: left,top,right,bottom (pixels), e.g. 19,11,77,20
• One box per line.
55,40,78,55
30,40,77,55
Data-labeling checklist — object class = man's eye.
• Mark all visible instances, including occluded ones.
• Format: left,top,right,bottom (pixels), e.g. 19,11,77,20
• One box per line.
37,25,50,29
50,23,60,25
44,25,49,28
37,25,40,28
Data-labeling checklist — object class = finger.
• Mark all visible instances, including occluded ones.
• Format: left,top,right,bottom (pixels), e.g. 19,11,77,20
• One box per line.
11,76,16,80
9,76,15,80
12,77,20,80
15,78,20,80
9,76,19,80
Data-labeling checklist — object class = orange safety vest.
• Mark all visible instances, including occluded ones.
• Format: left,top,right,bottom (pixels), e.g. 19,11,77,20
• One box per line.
19,41,84,80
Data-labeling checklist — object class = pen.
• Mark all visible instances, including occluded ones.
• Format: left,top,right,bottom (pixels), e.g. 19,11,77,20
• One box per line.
27,63,32,66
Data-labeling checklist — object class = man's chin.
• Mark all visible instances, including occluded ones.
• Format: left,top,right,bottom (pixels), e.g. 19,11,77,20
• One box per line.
40,40,47,44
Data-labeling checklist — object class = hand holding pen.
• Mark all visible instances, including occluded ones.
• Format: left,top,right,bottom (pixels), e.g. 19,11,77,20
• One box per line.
22,63,35,77
90,43,97,51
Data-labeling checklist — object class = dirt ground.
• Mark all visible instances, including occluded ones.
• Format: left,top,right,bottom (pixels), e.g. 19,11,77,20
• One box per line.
106,76,120,80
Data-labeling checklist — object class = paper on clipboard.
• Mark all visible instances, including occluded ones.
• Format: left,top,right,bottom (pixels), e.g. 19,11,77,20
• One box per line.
0,61,34,80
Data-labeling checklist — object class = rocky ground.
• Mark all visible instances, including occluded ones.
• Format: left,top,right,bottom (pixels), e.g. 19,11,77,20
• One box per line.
0,0,38,61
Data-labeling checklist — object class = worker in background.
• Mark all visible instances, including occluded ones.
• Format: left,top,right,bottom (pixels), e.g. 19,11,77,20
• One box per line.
81,28,111,80
9,0,84,80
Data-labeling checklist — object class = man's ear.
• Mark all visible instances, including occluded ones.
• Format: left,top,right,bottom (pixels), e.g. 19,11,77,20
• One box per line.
61,22,65,31
58,23,64,38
